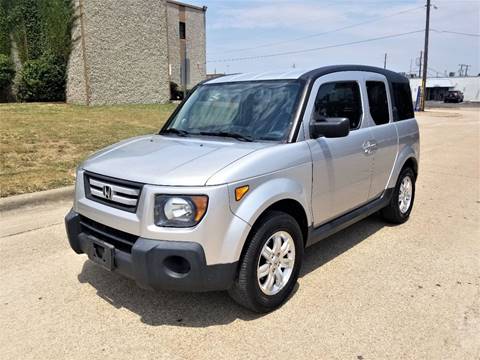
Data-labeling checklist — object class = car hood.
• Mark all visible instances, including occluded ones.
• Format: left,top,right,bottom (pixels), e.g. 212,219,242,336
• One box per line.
82,135,269,186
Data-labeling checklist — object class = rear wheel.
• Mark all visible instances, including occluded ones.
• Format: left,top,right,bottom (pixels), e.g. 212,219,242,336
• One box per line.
381,167,416,224
228,211,303,313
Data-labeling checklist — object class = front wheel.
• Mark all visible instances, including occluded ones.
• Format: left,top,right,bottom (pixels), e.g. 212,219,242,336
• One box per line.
381,167,416,224
228,211,303,313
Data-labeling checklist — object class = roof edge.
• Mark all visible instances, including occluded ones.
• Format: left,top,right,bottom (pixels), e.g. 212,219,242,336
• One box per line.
300,65,409,83
167,0,206,11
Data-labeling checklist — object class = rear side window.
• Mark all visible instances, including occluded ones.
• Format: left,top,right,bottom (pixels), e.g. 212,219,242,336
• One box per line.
312,81,362,129
392,82,414,120
366,81,390,125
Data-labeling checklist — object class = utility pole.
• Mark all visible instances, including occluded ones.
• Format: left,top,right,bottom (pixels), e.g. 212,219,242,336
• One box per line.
384,53,387,69
419,0,431,111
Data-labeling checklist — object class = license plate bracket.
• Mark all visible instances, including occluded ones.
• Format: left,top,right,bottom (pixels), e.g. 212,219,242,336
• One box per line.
87,236,115,271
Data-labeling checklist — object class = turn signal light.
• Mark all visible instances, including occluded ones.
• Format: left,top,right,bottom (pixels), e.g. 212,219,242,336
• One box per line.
235,185,249,201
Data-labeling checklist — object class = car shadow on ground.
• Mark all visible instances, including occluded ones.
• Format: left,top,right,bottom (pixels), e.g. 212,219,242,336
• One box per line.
77,214,390,327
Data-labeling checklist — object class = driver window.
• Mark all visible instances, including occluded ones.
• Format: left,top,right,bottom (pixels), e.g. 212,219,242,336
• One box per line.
311,81,363,130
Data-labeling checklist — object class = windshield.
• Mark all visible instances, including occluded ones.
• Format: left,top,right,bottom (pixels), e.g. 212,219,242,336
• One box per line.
162,80,303,142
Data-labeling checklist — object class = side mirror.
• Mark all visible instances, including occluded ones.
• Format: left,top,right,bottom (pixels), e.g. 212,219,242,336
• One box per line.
310,117,350,139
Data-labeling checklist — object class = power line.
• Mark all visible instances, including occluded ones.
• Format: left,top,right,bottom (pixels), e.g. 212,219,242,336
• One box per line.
431,29,480,37
208,5,425,55
208,29,425,63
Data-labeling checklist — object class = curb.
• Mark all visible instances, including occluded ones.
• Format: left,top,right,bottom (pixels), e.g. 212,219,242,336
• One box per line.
0,186,74,212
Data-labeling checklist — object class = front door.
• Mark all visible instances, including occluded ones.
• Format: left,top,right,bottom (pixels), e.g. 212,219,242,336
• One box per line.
303,72,374,226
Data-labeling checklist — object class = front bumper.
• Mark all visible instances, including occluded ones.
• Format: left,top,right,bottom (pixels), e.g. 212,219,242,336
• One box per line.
65,209,237,292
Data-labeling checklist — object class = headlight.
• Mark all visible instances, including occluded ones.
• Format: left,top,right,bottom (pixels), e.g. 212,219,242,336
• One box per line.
154,195,208,227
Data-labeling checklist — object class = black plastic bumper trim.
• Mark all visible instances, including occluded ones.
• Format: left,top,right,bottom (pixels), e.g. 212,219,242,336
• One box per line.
65,210,237,292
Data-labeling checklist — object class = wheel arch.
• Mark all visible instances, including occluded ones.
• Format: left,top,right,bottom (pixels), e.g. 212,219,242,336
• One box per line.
388,146,419,188
252,199,309,246
234,198,309,277
402,157,418,179
233,195,311,267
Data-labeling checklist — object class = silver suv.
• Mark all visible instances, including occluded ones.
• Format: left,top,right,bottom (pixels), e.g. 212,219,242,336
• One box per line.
65,65,419,312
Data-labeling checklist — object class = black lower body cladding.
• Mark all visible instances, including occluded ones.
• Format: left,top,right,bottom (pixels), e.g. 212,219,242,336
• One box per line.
65,210,237,292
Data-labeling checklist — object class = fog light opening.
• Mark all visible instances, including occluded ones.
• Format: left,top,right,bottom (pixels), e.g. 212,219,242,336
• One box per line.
163,256,191,278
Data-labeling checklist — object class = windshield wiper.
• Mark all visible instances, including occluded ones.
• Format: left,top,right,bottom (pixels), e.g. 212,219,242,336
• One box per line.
198,131,254,142
161,128,190,137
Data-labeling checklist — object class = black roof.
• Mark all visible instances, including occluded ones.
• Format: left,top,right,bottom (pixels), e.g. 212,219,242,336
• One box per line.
300,65,409,84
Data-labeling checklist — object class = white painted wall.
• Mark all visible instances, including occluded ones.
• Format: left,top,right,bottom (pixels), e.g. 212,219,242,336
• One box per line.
409,76,480,102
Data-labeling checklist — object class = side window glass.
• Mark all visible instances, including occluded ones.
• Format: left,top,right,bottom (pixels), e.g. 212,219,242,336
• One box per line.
311,81,362,130
392,82,414,120
366,81,390,125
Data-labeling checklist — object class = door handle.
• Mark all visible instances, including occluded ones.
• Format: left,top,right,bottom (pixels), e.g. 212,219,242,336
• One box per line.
362,140,377,154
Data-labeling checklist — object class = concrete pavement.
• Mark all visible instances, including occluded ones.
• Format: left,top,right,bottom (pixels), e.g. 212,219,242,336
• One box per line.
1,108,479,359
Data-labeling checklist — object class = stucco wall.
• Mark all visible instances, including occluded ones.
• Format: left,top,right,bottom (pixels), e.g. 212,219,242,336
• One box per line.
166,3,181,86
166,1,206,90
66,0,87,104
185,6,206,88
67,0,170,105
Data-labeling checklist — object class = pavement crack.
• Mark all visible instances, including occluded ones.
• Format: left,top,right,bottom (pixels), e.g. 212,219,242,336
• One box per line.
0,221,63,239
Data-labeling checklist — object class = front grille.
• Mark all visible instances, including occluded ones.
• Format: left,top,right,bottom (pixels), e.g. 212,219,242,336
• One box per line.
84,172,143,213
79,215,138,253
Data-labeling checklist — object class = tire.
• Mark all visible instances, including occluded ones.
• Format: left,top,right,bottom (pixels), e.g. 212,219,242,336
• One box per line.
381,167,416,224
228,211,304,313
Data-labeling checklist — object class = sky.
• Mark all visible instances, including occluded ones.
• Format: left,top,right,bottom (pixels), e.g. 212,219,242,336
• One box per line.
185,0,480,76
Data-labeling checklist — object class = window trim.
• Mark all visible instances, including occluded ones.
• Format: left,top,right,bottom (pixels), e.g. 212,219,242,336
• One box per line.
310,80,364,132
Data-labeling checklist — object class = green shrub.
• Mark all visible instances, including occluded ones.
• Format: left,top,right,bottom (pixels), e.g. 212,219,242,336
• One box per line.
0,3,11,56
17,54,66,101
40,0,73,63
0,53,14,90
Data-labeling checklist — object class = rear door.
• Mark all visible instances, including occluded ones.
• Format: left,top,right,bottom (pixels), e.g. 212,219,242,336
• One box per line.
363,73,398,198
303,72,374,226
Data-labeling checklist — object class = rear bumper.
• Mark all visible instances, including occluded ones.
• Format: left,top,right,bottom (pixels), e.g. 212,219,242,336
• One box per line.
65,209,237,292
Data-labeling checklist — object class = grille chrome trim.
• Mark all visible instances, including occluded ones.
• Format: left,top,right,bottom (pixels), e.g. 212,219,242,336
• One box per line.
84,172,143,213
90,186,137,206
89,178,140,196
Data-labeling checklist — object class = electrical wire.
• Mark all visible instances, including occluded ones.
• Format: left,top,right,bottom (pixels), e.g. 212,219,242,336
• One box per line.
207,29,425,63
208,5,425,55
431,29,480,37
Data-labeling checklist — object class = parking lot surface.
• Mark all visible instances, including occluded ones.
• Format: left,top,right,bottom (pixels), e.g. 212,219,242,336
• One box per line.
1,107,479,359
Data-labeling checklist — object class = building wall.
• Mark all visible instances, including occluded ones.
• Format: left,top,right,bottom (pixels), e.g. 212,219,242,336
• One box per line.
66,0,87,104
166,3,181,87
185,7,207,88
409,76,480,102
166,1,206,90
67,0,171,105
